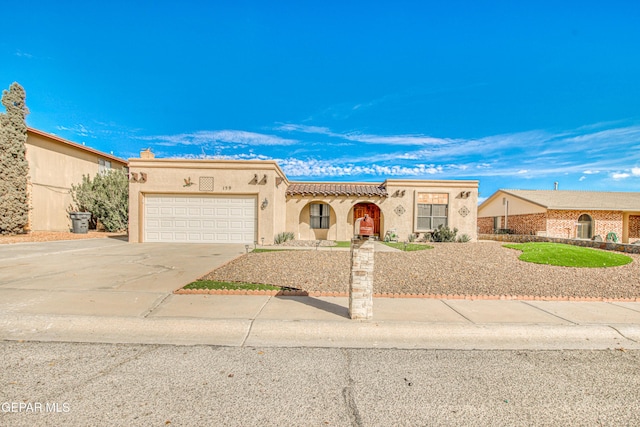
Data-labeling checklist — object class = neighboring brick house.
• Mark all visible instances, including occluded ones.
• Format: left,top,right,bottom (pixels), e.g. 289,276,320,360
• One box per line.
25,128,128,231
478,189,640,243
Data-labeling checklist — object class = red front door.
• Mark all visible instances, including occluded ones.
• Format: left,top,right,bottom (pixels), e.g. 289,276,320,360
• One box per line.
354,203,381,236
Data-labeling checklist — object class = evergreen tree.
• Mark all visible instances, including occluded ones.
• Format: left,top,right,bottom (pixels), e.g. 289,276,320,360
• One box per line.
0,82,30,234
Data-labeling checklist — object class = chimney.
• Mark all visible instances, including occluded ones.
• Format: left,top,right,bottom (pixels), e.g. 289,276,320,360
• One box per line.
554,181,558,190
140,148,154,159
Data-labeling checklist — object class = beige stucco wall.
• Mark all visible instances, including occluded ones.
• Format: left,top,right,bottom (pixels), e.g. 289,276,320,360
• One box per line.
285,195,384,241
128,159,288,243
285,179,479,242
478,191,547,218
25,130,126,231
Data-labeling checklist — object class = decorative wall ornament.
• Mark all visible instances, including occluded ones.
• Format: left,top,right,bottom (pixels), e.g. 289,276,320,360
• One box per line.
183,177,195,187
459,206,470,217
199,176,214,191
394,205,406,216
129,172,147,183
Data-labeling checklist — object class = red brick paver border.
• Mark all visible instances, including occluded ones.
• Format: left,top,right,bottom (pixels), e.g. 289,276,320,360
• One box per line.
173,288,640,302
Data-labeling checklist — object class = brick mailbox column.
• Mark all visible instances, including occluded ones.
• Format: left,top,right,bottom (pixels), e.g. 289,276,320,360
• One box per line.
349,238,374,319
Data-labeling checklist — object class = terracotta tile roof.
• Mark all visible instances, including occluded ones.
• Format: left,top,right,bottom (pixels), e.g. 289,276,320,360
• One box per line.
286,182,388,197
502,189,640,211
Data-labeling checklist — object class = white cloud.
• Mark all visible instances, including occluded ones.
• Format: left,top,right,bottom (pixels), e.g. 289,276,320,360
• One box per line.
632,167,640,176
15,50,34,59
278,123,456,146
612,172,630,180
343,133,454,146
277,158,445,178
579,176,586,181
171,152,272,161
137,130,297,147
56,124,94,138
583,170,600,175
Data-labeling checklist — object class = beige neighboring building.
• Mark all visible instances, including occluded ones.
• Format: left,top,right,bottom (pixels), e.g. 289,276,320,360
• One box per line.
128,151,479,244
25,128,128,231
478,189,640,243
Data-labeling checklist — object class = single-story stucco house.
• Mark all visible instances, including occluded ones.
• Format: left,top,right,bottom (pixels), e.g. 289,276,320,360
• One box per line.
128,150,479,244
25,128,128,231
478,189,640,243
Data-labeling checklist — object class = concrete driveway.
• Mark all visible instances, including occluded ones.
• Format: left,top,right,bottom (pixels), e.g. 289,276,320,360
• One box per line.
0,238,245,317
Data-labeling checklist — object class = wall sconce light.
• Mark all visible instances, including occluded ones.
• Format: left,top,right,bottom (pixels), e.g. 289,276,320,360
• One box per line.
139,172,147,183
261,198,269,210
259,174,267,185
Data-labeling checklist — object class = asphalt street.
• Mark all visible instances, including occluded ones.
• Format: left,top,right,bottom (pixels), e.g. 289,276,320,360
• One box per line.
1,341,639,427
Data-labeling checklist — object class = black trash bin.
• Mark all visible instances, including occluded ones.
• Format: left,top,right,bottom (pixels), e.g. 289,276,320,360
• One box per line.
70,212,91,234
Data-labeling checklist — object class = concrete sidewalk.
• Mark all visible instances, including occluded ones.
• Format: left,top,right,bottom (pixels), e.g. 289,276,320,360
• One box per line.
1,238,639,350
2,294,639,350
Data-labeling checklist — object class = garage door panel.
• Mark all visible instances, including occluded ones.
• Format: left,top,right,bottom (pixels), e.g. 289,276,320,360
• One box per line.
144,195,256,243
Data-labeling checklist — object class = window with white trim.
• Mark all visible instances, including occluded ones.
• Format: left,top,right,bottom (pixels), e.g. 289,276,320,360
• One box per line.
99,158,112,173
310,203,330,229
416,193,448,230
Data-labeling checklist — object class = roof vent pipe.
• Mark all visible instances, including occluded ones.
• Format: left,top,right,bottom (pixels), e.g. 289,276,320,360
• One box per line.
554,181,558,190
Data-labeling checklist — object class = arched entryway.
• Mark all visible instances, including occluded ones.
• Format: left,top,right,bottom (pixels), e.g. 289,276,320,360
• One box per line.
298,201,337,240
353,202,382,238
577,214,593,239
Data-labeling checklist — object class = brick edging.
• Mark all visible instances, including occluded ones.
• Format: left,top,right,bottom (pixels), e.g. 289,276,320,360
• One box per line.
173,288,640,302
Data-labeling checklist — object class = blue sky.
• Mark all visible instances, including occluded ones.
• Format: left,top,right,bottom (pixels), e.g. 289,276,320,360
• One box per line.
2,1,640,201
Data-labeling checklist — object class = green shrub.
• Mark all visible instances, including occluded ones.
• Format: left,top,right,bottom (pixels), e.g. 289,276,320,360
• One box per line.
431,224,458,242
274,231,295,244
70,169,129,232
456,234,471,243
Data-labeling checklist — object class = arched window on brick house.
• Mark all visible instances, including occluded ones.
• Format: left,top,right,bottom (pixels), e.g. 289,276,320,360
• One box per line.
577,214,593,239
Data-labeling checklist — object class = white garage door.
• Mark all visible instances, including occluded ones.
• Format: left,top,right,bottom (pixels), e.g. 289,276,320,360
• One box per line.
144,195,256,243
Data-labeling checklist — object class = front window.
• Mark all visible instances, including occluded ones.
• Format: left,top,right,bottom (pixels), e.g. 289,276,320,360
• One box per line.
416,193,448,230
99,158,112,173
310,203,330,229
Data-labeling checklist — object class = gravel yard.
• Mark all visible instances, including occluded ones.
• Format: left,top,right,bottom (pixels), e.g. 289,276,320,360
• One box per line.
0,231,126,244
201,241,640,299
